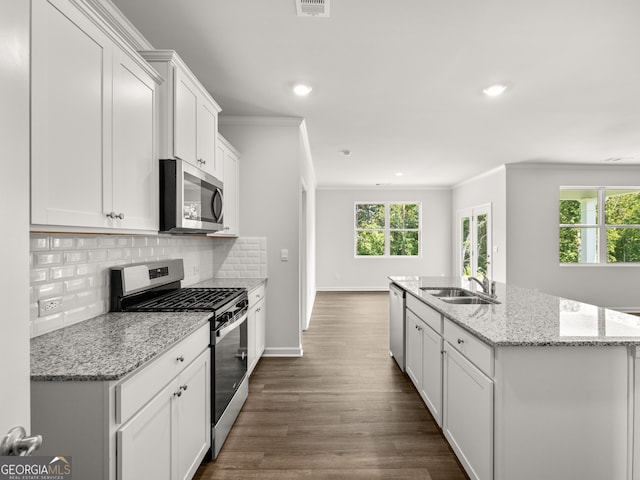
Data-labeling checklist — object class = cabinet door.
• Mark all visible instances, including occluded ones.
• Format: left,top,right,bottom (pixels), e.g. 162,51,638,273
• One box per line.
117,382,173,480
405,309,423,389
175,350,211,480
31,0,112,227
255,301,266,359
247,305,257,375
174,67,198,165
222,146,239,235
443,343,493,480
112,48,158,231
420,323,443,427
197,101,219,178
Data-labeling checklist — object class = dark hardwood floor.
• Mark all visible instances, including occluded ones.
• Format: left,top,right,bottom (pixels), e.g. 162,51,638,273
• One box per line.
194,291,468,480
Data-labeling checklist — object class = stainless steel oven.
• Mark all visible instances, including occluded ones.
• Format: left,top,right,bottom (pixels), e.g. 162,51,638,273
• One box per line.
160,158,223,234
213,309,248,457
110,259,249,459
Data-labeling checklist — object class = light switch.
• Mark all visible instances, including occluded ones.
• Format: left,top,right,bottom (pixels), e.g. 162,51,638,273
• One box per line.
280,249,289,261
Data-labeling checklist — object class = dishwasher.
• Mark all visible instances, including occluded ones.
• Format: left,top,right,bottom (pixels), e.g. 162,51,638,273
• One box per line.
389,283,406,372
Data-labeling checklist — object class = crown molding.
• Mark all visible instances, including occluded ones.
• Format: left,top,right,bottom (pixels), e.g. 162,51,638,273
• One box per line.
82,0,154,50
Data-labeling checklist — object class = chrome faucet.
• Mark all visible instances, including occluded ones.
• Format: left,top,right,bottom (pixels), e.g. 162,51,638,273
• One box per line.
468,276,497,298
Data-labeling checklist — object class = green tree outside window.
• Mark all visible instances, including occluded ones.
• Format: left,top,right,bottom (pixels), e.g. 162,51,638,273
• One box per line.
355,202,421,257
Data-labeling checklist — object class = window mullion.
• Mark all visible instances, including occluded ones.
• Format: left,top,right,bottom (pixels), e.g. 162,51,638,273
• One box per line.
598,187,607,263
385,203,390,256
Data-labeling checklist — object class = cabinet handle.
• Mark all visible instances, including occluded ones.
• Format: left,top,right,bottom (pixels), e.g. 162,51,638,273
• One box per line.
457,338,464,345
180,384,188,392
224,227,230,230
106,211,116,219
176,355,185,362
256,308,261,313
116,213,124,220
173,389,182,397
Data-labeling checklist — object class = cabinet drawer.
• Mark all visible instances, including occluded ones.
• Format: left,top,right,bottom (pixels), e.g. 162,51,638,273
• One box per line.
406,294,442,334
249,283,265,308
116,322,209,424
444,318,493,377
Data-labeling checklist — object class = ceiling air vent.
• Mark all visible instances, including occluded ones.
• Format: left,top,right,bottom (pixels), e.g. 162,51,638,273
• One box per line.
296,0,330,17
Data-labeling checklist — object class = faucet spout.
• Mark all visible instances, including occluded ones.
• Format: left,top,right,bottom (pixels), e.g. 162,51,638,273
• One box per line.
468,276,497,298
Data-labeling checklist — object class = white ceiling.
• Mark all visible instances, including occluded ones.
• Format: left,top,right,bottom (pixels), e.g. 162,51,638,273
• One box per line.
111,0,640,188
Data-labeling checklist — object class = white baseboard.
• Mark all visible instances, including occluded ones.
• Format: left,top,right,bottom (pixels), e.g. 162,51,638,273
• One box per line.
263,346,304,357
315,286,389,292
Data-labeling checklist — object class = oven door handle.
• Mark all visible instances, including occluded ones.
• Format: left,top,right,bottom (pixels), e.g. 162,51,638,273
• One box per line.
216,313,247,342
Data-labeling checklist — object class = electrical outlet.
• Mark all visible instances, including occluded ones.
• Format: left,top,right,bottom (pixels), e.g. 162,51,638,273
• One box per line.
38,297,63,317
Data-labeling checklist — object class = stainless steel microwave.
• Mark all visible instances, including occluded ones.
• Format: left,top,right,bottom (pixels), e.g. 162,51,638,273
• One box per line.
159,159,223,233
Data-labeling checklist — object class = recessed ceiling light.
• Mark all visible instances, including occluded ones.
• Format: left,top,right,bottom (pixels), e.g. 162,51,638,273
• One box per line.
482,84,508,97
395,172,403,176
293,84,313,96
341,149,351,156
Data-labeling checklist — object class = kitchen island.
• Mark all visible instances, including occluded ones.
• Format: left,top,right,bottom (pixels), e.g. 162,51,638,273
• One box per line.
390,276,640,480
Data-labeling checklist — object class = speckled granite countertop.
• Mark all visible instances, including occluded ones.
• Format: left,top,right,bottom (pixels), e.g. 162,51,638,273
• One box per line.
390,276,640,347
31,312,210,382
190,277,266,290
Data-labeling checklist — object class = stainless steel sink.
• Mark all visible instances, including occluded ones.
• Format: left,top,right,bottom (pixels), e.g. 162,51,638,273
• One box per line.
421,286,500,305
420,287,475,297
439,296,499,305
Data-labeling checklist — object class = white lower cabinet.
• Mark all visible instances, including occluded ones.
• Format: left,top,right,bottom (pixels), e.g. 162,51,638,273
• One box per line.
247,283,266,375
405,297,443,427
118,349,210,480
443,342,493,480
31,323,211,480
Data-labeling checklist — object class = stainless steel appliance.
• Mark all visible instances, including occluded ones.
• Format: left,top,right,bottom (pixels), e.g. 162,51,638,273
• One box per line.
160,158,224,234
110,259,248,459
389,283,406,371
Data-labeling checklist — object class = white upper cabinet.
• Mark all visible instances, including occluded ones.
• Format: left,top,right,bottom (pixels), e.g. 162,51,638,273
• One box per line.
141,51,222,179
30,0,160,232
111,49,158,231
210,134,240,236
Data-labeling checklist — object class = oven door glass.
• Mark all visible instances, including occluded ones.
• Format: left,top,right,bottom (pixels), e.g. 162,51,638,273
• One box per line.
214,317,248,424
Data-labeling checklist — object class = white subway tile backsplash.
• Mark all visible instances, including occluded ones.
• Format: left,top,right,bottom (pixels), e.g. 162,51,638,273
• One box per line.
34,252,63,267
33,313,64,336
64,251,88,264
29,234,267,337
51,266,76,280
88,249,108,263
64,278,89,293
76,237,98,249
51,236,75,250
35,282,63,299
31,269,49,284
30,236,49,251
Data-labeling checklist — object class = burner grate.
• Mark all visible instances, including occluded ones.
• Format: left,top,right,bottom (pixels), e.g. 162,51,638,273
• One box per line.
127,287,245,312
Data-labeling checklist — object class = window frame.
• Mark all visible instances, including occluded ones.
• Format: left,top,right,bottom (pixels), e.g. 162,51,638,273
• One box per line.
559,186,640,265
354,201,422,258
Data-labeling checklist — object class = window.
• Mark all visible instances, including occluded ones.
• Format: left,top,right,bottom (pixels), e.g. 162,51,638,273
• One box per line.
458,204,492,278
559,187,640,264
355,202,421,257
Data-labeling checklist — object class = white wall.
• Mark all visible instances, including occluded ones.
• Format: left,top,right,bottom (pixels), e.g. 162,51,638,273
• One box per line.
221,117,313,356
0,0,31,434
451,166,507,282
299,123,317,329
316,188,452,290
505,163,640,310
